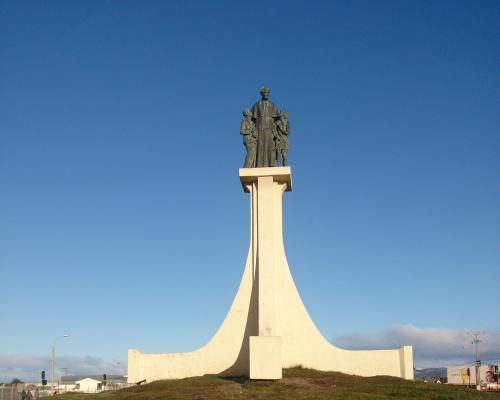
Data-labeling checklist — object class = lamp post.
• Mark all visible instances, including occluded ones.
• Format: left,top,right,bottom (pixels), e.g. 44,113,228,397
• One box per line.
51,334,70,394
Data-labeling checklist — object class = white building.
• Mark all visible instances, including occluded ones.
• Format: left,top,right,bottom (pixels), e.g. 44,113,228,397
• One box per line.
74,378,102,393
60,375,128,393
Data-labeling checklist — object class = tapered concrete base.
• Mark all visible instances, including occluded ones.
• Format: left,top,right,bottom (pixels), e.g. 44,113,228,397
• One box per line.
128,167,413,382
249,336,282,380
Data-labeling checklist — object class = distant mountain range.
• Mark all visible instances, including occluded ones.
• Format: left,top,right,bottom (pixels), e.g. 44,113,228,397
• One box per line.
414,368,447,380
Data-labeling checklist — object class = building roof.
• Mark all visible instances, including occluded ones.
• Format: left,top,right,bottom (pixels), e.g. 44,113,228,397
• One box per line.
75,378,100,384
60,375,126,385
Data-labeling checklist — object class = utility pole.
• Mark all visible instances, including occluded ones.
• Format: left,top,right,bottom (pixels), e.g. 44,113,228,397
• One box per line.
467,331,486,387
51,334,70,394
51,344,55,394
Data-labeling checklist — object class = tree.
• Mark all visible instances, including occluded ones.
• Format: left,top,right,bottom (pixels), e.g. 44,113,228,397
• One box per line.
10,378,24,385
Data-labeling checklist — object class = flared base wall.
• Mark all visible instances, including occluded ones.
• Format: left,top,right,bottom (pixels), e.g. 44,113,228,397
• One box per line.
128,167,413,382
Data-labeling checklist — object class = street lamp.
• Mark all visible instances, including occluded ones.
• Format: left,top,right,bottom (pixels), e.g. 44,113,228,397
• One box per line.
51,333,70,394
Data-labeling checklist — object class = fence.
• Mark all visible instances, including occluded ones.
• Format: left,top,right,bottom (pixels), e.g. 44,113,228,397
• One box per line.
0,386,52,400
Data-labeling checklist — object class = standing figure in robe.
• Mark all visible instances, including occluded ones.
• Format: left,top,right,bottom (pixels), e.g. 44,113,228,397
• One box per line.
274,109,290,166
252,86,279,167
240,108,258,168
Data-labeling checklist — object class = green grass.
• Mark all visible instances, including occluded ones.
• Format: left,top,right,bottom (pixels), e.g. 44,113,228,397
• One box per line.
51,367,498,400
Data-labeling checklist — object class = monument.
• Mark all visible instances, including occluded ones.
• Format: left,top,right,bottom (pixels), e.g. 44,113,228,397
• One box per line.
128,88,413,381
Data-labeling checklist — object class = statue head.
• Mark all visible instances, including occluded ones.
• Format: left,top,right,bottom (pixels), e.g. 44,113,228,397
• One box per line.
279,109,288,119
242,108,252,117
260,86,270,100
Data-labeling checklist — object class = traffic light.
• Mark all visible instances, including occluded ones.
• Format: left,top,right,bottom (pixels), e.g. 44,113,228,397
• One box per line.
103,374,107,386
41,371,47,386
467,368,470,376
495,365,499,374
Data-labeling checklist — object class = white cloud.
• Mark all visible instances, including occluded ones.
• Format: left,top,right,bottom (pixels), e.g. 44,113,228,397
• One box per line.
333,325,500,368
0,354,126,383
4,326,497,381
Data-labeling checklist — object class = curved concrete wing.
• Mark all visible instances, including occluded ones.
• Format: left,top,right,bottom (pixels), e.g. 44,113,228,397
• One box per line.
128,167,413,382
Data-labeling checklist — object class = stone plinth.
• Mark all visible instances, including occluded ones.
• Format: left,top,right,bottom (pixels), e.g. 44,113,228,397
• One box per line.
127,167,413,382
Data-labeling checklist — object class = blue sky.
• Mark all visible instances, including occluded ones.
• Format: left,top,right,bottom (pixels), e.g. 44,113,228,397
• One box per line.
1,0,499,381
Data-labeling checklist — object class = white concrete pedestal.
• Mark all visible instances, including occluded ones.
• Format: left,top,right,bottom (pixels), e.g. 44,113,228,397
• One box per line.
128,167,413,382
249,336,282,379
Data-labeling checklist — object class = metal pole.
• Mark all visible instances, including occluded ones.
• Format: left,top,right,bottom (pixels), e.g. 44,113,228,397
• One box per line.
51,345,55,394
50,334,70,395
467,331,485,388
475,338,480,387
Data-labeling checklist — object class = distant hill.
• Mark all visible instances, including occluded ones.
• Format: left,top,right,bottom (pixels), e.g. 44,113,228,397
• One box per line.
414,367,447,380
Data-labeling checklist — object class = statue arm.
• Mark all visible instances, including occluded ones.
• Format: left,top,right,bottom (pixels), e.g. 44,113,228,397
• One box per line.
275,120,282,132
250,123,258,138
273,105,279,119
251,103,257,120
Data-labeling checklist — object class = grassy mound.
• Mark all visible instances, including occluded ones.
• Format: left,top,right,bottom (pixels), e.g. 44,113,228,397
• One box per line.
52,367,497,399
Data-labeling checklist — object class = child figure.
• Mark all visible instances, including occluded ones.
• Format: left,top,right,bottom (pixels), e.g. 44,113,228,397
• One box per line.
274,109,290,166
240,108,258,168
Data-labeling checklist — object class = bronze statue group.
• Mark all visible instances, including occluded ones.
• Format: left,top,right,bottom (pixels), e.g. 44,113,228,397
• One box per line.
240,86,290,168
